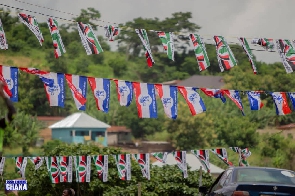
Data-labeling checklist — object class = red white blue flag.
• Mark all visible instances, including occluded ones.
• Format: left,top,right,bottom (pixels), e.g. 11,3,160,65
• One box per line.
288,92,295,110
222,90,244,115
0,65,18,102
155,84,177,119
271,92,291,115
19,67,54,87
88,77,110,112
43,72,65,107
200,88,226,103
178,86,206,116
133,82,157,118
65,74,87,110
113,79,133,107
246,91,264,110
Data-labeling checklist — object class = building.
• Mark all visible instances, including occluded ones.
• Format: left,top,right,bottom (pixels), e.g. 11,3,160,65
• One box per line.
162,75,225,89
49,112,110,146
152,153,224,177
107,126,132,146
38,116,65,142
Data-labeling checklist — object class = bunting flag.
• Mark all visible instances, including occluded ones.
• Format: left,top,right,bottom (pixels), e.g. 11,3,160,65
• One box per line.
189,34,210,71
240,148,251,167
29,157,44,170
74,155,91,183
276,39,295,73
43,72,65,107
0,157,4,176
113,154,131,181
0,19,8,50
246,91,264,110
213,35,237,72
191,149,210,173
222,90,244,115
155,84,178,119
252,38,275,51
104,25,119,41
77,22,103,55
238,37,257,74
14,157,27,179
19,67,54,87
65,74,87,110
157,31,175,61
58,156,73,182
133,153,150,180
46,157,60,184
113,79,133,107
0,65,18,102
93,155,108,182
173,151,188,178
18,13,44,45
135,29,155,67
178,87,206,116
271,92,292,115
211,148,233,166
288,92,295,110
151,152,168,163
200,88,226,103
88,77,110,112
47,18,66,58
133,82,157,118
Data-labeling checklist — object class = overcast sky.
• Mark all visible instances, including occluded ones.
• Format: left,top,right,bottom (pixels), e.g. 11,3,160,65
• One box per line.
2,0,295,63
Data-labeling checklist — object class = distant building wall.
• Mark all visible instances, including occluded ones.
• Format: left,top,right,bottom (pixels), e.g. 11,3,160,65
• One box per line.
140,141,175,153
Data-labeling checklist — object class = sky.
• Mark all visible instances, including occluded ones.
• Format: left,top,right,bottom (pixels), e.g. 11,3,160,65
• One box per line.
2,0,295,63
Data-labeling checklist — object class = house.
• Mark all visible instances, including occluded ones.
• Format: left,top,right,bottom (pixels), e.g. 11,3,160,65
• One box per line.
162,75,225,89
107,126,132,146
37,116,65,142
49,112,110,146
152,153,224,177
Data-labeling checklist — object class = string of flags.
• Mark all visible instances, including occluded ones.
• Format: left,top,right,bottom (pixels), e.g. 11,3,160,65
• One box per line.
1,10,295,74
1,64,295,117
0,147,251,183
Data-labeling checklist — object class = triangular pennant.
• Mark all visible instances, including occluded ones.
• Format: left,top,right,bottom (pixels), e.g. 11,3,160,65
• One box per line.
271,92,291,115
65,74,87,110
133,153,150,180
151,152,168,163
58,156,73,182
189,34,210,71
14,157,27,179
276,39,295,73
211,148,233,166
113,79,133,107
0,157,5,175
252,38,275,52
222,90,244,115
29,157,44,170
157,31,175,61
88,77,110,112
200,88,226,103
45,157,60,184
238,37,257,74
74,155,91,182
246,91,264,110
173,151,188,178
93,155,108,182
191,149,210,173
47,18,66,58
0,65,18,101
113,154,131,180
0,19,8,50
135,29,155,67
104,25,119,41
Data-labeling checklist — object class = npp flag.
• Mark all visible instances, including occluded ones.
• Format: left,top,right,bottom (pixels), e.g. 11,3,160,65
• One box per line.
276,39,295,73
45,157,60,184
246,91,264,110
74,156,91,183
178,87,206,116
18,13,44,46
211,148,233,166
0,19,8,50
133,82,157,118
222,90,244,115
133,153,150,180
173,151,188,178
271,92,291,115
93,155,108,182
0,65,18,102
154,84,177,119
113,154,131,181
14,157,27,179
135,29,155,67
238,37,257,74
29,157,44,170
77,22,103,55
288,92,295,110
157,31,175,61
19,67,54,87
213,36,237,72
88,77,110,112
113,79,133,107
43,72,65,107
58,156,73,183
104,25,119,41
47,18,66,58
65,74,87,110
191,149,210,173
252,38,275,52
200,88,226,103
151,152,168,163
189,34,210,71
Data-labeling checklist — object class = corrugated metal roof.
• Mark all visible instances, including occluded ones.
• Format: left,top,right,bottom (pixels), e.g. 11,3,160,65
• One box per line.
49,112,110,129
152,153,224,174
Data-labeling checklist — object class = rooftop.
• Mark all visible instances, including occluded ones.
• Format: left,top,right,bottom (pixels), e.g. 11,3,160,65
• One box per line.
107,126,131,133
177,75,225,89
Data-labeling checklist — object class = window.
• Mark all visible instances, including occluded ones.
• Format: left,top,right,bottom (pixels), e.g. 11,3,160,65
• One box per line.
76,131,89,136
223,171,232,186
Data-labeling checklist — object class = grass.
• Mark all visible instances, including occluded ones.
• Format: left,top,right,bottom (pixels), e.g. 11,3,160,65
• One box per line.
145,130,170,141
